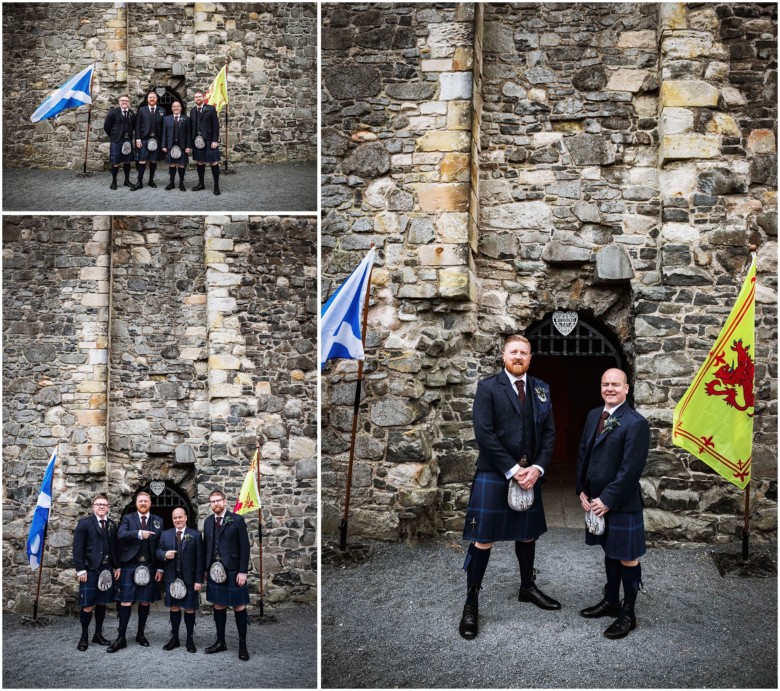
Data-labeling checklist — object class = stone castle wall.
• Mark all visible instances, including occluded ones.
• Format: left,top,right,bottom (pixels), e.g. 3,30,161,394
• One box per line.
2,214,317,614
321,2,777,545
3,2,316,170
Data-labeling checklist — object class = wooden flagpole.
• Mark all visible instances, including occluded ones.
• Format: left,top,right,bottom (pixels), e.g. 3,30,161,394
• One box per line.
81,66,95,175
33,444,58,620
223,58,229,173
339,245,375,551
255,438,264,617
742,246,757,562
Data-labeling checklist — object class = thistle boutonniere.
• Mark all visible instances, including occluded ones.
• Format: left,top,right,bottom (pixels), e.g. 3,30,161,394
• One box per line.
603,417,620,434
223,515,234,526
534,386,548,403
182,533,193,543
153,519,162,530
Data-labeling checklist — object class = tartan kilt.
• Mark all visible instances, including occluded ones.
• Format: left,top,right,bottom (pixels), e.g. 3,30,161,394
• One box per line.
109,141,134,165
585,509,646,561
79,569,116,607
206,570,250,608
462,470,547,543
115,565,161,603
135,138,162,162
165,150,189,166
163,581,200,610
192,143,221,164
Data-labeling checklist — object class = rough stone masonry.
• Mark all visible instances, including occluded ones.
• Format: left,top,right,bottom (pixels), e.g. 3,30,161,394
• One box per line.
2,215,317,614
3,2,317,169
321,3,777,545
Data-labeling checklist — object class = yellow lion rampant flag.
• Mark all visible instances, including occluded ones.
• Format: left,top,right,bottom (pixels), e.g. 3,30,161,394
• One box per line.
673,256,756,489
233,451,261,515
204,65,228,113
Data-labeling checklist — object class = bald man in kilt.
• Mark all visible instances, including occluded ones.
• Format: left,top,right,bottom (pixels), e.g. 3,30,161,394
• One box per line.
577,368,650,639
73,494,120,650
107,491,164,652
459,334,559,640
156,507,204,652
203,489,250,661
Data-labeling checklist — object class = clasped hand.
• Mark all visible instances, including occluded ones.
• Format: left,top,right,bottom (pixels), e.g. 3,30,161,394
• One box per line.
513,466,539,490
579,492,609,516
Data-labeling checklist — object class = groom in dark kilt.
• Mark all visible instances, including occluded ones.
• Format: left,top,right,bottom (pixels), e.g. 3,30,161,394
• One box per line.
459,334,559,639
203,489,251,660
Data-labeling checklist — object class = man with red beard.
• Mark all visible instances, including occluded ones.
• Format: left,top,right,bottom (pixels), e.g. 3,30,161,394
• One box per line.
459,334,559,640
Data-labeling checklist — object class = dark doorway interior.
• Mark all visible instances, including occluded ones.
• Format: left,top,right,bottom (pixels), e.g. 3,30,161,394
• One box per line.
135,87,185,117
122,481,196,530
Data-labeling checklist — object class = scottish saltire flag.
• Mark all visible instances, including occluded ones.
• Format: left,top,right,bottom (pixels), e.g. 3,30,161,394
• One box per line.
320,247,375,368
30,64,94,123
205,65,228,113
673,256,756,489
234,451,261,515
26,448,57,569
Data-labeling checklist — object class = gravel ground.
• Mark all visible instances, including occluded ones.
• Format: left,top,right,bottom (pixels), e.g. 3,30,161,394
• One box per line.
3,603,316,689
2,161,316,212
322,529,777,689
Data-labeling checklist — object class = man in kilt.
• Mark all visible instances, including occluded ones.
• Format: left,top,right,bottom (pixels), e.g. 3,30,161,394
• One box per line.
155,507,204,652
161,100,191,191
72,494,120,651
102,94,135,189
459,334,559,640
189,90,221,195
107,491,163,652
203,489,250,661
130,90,165,191
577,368,650,639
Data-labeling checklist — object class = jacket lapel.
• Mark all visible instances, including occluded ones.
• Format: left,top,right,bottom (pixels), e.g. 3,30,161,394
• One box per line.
594,402,627,447
499,370,523,416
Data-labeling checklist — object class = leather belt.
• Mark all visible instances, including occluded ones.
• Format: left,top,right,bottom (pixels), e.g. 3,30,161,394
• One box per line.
519,455,529,468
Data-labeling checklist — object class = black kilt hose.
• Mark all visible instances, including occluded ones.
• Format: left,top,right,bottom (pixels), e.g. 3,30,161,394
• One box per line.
206,570,250,608
109,141,134,165
586,509,646,561
116,566,161,603
79,569,116,607
164,582,200,610
462,470,547,543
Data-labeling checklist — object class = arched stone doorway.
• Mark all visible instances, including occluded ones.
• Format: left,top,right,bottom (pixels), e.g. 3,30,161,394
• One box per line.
122,481,196,531
135,85,185,116
526,311,628,504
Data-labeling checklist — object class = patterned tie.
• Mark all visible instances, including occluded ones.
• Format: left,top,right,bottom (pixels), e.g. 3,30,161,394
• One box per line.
515,379,526,405
141,515,147,530
597,410,610,435
176,530,182,546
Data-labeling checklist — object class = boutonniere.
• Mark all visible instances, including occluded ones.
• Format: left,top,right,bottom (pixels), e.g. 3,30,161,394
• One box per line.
223,515,234,525
534,386,548,403
603,417,620,434
182,533,193,543
153,520,161,530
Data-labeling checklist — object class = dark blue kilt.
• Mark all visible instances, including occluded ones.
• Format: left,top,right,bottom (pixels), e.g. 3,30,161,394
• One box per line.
192,143,221,164
136,138,162,162
206,571,249,608
79,569,116,607
163,581,200,610
462,470,547,543
586,509,646,561
115,565,161,603
109,141,134,165
165,150,189,166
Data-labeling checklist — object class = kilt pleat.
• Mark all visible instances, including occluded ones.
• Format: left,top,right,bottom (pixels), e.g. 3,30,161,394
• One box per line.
192,145,221,164
462,470,547,543
109,141,134,165
79,570,116,607
206,571,250,608
116,566,161,603
585,509,646,561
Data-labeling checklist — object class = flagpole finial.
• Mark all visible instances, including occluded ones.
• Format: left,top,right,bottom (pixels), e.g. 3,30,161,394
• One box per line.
748,243,757,252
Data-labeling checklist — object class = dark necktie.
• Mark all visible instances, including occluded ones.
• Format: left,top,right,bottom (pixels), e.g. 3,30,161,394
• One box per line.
216,515,222,529
176,530,182,546
597,410,610,435
141,515,147,530
100,519,106,534
122,110,127,119
515,379,525,405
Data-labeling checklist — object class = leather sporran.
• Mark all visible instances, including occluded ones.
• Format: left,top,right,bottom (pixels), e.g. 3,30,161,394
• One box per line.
508,482,534,512
209,561,227,584
147,138,158,152
194,134,206,149
585,508,605,535
121,141,132,155
170,145,182,159
97,569,113,591
133,564,151,586
169,578,187,600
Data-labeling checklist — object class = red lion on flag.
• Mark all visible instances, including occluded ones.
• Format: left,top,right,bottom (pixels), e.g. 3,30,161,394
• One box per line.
705,339,754,414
